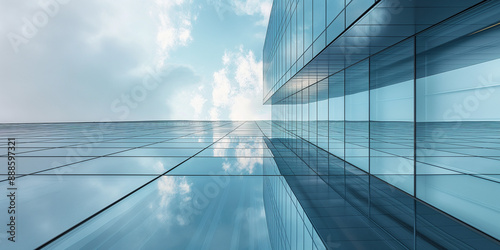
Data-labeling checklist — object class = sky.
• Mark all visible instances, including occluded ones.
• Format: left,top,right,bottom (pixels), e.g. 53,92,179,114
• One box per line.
0,0,272,123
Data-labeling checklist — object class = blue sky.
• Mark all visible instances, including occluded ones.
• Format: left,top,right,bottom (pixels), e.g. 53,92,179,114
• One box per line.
0,0,272,122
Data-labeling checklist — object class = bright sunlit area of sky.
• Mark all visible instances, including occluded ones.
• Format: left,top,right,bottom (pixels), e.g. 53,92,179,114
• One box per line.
0,0,272,122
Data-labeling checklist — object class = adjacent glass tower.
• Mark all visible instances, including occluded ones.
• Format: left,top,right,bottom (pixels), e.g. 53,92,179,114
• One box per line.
264,0,500,245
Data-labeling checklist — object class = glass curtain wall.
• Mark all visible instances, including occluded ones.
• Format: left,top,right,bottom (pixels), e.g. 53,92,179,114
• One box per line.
370,38,415,195
263,0,376,102
415,1,500,240
269,0,500,240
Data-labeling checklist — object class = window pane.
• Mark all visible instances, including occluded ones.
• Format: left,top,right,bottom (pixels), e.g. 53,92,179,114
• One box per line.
370,38,415,195
416,1,500,240
345,59,369,172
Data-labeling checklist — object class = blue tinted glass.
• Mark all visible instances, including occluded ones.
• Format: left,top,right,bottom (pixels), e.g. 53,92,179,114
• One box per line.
168,157,274,175
328,71,345,159
297,0,304,59
370,38,415,195
345,0,374,27
327,0,344,26
416,0,500,239
313,0,326,40
0,175,153,249
44,176,273,249
40,157,188,175
0,156,94,175
304,0,313,50
264,0,500,246
317,79,329,153
326,10,345,44
345,59,369,172
308,84,318,147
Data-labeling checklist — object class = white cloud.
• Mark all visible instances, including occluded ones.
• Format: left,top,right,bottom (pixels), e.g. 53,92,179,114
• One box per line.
222,162,231,171
168,81,209,120
178,178,191,194
209,0,272,26
209,107,219,120
230,94,263,120
0,0,200,122
209,46,271,121
153,161,166,172
222,51,231,65
221,142,263,174
212,68,232,108
190,93,207,117
158,176,177,205
235,49,261,89
232,0,272,26
156,176,193,223
154,0,197,68
0,0,269,122
213,148,227,157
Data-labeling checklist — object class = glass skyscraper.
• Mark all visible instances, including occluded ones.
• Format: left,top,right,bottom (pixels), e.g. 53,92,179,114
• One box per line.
1,121,279,249
264,0,500,248
1,0,500,249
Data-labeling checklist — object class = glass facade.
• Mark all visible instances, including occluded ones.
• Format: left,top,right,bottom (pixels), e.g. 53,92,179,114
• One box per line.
265,0,500,247
3,120,498,249
0,121,287,249
265,125,500,248
263,151,325,250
